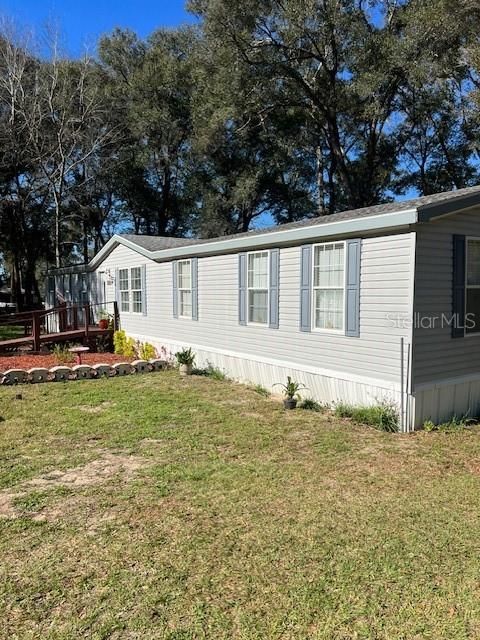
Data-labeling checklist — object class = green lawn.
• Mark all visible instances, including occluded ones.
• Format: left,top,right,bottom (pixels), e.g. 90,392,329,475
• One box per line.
1,372,480,639
0,324,24,341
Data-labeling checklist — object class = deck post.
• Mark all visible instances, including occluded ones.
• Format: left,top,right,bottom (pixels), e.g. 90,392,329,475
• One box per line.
32,311,41,352
84,304,90,341
72,305,78,330
113,301,119,331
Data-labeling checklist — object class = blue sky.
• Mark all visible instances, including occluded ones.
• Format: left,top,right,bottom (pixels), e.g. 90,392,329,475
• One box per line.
0,0,193,55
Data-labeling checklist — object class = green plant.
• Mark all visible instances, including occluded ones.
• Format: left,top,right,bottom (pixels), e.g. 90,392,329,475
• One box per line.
335,400,399,432
113,330,136,358
423,414,475,432
53,343,74,364
175,347,196,366
274,376,307,399
299,398,326,412
252,384,270,397
98,308,112,320
192,363,227,380
138,341,157,361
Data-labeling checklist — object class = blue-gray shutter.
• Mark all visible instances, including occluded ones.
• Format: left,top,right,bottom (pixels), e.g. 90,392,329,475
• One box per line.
300,245,312,332
238,253,247,325
269,249,280,329
115,268,120,309
172,261,178,318
345,239,361,337
191,258,198,321
452,234,466,338
141,264,147,316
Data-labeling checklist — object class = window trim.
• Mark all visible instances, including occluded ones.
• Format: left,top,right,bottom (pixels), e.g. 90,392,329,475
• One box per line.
247,249,270,326
177,258,193,319
118,266,144,315
465,236,480,337
311,240,346,334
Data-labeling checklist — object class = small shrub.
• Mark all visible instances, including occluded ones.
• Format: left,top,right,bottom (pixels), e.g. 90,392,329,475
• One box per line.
335,400,399,432
138,341,157,361
252,384,270,397
53,343,74,364
193,363,227,380
299,398,326,412
423,414,475,432
113,330,136,358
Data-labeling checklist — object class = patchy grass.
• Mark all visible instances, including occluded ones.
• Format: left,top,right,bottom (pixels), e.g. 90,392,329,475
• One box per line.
1,372,480,638
335,400,399,432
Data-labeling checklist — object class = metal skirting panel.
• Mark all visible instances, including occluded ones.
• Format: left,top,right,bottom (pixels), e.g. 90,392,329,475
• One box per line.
413,377,480,426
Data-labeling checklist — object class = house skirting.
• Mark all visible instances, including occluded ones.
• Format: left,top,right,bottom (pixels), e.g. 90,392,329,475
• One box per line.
413,373,480,426
127,332,416,432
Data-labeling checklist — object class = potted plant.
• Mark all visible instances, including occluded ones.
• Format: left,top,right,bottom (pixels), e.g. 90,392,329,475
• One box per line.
175,347,196,376
98,308,111,330
275,376,307,409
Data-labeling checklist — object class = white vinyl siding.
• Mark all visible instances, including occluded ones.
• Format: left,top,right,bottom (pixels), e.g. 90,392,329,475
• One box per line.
413,206,480,385
99,232,413,385
178,259,192,318
247,251,269,325
313,242,345,331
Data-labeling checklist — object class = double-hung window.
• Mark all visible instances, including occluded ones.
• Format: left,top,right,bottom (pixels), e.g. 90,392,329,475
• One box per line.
247,251,269,324
130,267,143,313
312,242,345,331
119,268,130,313
118,267,144,314
466,238,480,334
178,259,192,318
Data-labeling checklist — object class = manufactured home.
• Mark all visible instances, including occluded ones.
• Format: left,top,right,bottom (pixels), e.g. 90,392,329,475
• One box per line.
47,185,480,431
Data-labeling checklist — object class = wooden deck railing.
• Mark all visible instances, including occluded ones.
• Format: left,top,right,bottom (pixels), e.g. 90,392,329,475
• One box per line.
0,301,119,351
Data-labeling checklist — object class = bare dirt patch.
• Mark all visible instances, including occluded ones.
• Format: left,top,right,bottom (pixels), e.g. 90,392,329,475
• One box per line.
78,401,116,414
0,452,149,520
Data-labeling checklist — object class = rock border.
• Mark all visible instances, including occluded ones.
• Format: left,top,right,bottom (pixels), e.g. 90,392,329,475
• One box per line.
0,359,167,385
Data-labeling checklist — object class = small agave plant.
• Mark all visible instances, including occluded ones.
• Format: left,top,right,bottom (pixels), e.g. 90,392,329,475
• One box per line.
274,376,307,410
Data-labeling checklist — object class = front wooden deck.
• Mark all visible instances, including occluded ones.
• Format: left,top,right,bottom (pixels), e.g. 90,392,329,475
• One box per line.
0,302,118,353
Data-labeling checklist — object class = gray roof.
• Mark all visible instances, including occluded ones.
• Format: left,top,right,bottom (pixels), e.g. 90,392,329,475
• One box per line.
119,235,195,251
119,185,480,251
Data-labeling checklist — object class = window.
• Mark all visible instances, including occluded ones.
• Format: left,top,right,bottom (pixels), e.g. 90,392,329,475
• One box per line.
248,251,269,324
312,242,345,331
131,267,143,314
118,267,144,314
119,268,130,313
178,260,192,318
466,238,480,334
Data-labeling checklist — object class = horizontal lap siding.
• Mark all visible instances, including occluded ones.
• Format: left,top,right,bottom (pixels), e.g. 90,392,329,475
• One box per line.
100,233,414,384
413,206,480,386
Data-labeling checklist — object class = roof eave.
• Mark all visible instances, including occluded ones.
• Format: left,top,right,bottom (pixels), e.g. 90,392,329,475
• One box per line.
150,208,418,262
418,192,480,222
86,208,418,269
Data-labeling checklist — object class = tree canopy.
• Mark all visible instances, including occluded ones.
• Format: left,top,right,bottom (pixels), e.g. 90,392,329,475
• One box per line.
1,0,480,307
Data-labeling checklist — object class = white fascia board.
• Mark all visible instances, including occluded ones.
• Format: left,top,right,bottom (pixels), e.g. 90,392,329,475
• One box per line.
88,208,418,269
88,234,154,270
150,209,418,261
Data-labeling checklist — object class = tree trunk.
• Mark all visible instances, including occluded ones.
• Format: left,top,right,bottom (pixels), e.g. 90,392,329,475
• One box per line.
316,144,325,216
